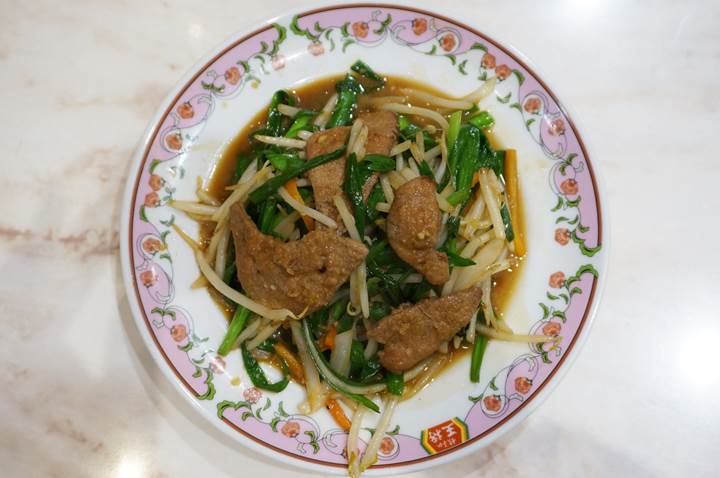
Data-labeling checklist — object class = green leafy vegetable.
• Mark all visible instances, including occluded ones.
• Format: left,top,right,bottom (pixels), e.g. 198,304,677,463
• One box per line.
447,124,482,206
446,124,506,206
446,189,470,206
363,154,396,172
297,186,313,203
307,306,329,340
250,146,346,203
447,111,462,156
477,145,503,179
470,332,489,383
257,197,278,235
349,340,366,376
326,74,364,129
336,313,354,334
366,241,415,309
446,121,466,187
500,203,515,242
343,152,368,236
256,339,277,354
366,183,386,222
266,152,303,173
447,251,476,267
341,154,396,230
350,60,385,87
398,116,437,149
407,279,433,302
300,319,380,412
359,357,382,382
444,216,460,243
330,298,349,322
369,301,391,321
386,372,404,395
266,90,294,137
491,149,506,179
232,151,258,183
417,159,434,178
218,305,250,356
439,215,461,265
223,243,237,285
468,111,495,129
241,343,289,392
367,239,410,273
365,261,402,305
285,110,317,138
366,278,384,299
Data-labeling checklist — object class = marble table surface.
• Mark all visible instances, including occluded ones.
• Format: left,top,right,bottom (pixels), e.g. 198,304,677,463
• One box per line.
1,0,718,476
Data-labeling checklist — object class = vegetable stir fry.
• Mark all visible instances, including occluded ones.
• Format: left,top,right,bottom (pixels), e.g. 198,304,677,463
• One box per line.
170,60,557,477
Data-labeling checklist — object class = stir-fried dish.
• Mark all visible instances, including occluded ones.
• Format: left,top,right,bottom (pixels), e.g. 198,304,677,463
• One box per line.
171,61,556,477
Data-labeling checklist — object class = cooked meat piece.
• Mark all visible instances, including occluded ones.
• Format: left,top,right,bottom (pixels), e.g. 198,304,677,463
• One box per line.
229,202,368,315
358,109,398,153
306,111,398,232
305,126,349,228
367,287,482,373
386,176,449,285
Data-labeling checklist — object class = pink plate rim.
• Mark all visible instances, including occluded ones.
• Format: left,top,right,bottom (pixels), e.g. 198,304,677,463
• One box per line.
120,1,610,474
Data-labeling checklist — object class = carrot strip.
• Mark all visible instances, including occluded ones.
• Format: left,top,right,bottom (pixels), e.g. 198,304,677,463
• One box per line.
273,342,305,385
285,178,315,231
326,398,352,431
472,171,480,187
504,150,526,257
322,323,337,351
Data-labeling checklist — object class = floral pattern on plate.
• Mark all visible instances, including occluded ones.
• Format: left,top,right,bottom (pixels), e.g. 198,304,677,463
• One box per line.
122,4,606,472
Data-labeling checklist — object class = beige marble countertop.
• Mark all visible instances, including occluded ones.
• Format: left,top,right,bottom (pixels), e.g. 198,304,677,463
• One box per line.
1,0,719,476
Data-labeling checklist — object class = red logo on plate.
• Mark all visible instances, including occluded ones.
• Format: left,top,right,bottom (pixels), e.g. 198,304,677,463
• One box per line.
420,417,468,454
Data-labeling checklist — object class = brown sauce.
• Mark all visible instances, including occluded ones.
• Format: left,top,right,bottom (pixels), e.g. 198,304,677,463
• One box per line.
203,74,525,324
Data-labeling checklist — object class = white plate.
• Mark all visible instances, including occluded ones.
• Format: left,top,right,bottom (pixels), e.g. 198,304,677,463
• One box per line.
120,1,608,474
